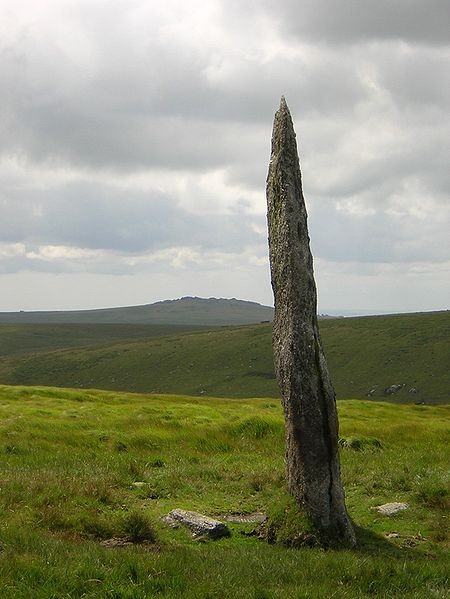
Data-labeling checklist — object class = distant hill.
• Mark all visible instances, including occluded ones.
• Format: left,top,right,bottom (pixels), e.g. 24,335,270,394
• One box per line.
0,297,274,326
0,311,448,403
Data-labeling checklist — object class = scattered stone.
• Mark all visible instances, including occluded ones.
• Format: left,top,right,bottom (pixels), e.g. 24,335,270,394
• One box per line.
400,534,427,548
385,532,400,539
409,387,418,394
384,384,404,395
366,388,376,397
162,509,230,539
100,537,133,548
224,512,267,524
375,502,409,516
131,481,146,488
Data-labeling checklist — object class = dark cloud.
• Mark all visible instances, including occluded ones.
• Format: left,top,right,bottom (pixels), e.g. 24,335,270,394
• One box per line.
0,34,369,173
258,0,450,46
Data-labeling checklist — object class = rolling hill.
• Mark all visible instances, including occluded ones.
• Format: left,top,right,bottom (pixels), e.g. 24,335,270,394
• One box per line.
0,310,448,403
0,296,274,326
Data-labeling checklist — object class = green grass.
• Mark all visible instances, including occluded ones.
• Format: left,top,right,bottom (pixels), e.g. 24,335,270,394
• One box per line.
0,384,448,597
321,311,450,404
0,310,449,403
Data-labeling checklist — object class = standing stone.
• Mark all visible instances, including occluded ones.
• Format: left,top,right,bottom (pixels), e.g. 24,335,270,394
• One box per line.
266,97,356,546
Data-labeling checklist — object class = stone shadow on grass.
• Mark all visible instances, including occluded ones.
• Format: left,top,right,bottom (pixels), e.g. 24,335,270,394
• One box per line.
354,525,429,559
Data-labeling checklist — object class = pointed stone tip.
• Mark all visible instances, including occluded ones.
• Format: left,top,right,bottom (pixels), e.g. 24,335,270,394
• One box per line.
277,96,292,122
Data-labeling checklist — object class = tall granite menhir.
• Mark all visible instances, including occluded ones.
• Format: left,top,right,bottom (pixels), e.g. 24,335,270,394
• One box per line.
266,97,356,546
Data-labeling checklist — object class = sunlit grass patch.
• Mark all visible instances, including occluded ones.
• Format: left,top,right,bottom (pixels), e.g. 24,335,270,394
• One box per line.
0,384,448,597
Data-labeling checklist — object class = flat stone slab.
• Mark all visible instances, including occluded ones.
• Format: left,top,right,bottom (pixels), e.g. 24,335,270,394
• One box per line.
162,509,230,539
375,502,409,516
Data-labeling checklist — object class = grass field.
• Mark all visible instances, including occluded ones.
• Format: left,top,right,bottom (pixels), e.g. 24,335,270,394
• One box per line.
0,384,448,598
0,310,448,403
0,323,210,357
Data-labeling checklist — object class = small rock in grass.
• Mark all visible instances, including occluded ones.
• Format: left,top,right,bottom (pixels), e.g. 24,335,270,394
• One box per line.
162,509,230,539
375,502,409,516
384,384,404,395
131,481,146,488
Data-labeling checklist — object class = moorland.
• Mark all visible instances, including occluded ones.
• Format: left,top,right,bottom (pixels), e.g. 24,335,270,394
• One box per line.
0,385,448,598
0,304,448,597
0,310,448,403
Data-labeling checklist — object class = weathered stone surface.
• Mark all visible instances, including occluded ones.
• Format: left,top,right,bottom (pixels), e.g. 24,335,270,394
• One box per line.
375,502,409,516
266,97,356,546
162,509,230,539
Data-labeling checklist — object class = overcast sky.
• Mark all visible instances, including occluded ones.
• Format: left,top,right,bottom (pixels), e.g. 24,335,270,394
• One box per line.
1,0,449,314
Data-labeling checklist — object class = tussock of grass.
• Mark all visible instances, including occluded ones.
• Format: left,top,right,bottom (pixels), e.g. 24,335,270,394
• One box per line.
121,511,158,543
263,496,318,547
0,384,448,598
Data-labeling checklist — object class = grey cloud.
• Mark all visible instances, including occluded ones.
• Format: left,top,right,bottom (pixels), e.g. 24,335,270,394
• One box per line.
0,6,370,174
257,0,450,46
1,60,365,174
0,254,82,275
0,181,263,254
308,130,450,202
308,196,450,266
377,47,450,109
